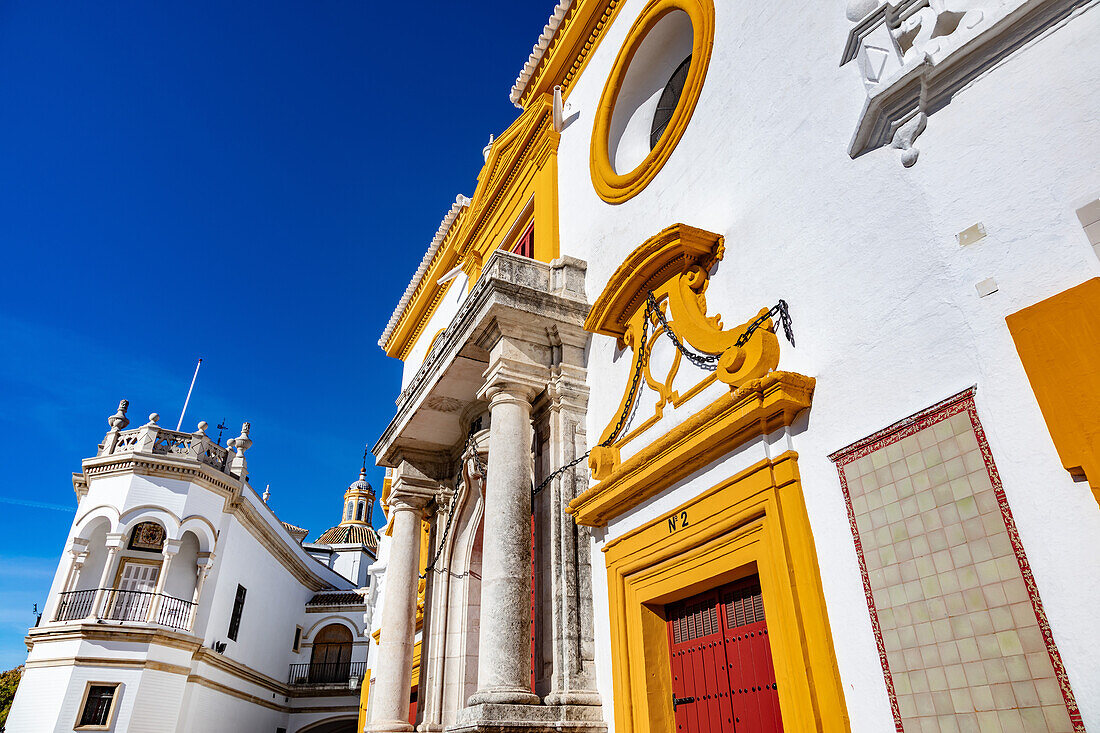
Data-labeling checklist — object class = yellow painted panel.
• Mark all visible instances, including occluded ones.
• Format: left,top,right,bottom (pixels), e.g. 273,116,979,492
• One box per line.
1006,277,1100,506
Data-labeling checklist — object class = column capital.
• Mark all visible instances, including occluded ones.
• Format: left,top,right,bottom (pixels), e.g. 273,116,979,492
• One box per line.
389,460,444,513
67,538,90,556
162,538,183,557
478,358,547,404
104,533,125,550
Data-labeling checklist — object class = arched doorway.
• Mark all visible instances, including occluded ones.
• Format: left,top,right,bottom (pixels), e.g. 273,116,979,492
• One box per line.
295,716,357,733
309,624,353,683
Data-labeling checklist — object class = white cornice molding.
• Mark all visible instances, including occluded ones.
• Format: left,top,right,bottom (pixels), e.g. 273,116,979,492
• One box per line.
80,452,351,593
509,1,575,108
378,195,471,350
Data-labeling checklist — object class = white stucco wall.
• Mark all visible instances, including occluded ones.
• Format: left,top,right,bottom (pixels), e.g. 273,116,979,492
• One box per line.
551,1,1100,730
9,459,364,732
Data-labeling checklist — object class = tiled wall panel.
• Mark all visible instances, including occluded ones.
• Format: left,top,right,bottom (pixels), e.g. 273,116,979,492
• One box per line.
831,389,1082,733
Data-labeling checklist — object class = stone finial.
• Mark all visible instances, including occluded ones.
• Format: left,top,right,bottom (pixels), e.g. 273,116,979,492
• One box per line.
227,422,252,481
196,421,209,435
228,422,252,454
108,399,130,431
482,134,494,162
262,484,271,503
145,413,160,426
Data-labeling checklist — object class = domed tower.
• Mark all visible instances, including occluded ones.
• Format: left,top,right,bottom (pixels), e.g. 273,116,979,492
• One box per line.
307,464,379,586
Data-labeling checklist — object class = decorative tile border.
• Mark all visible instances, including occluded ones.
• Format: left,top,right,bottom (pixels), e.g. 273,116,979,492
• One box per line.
829,387,1084,732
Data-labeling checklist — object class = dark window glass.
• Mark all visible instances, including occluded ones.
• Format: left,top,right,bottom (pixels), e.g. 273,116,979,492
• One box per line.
356,501,365,521
227,584,247,641
292,626,302,652
78,685,116,726
650,55,692,150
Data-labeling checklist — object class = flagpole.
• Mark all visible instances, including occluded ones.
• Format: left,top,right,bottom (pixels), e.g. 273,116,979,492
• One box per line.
176,358,203,431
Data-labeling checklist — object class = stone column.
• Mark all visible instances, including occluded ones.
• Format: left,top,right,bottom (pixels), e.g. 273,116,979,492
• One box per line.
147,538,181,623
368,469,435,733
90,533,125,619
61,539,90,593
467,380,541,707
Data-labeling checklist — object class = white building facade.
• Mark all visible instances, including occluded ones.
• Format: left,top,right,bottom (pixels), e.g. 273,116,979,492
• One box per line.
365,1,1100,732
6,403,379,733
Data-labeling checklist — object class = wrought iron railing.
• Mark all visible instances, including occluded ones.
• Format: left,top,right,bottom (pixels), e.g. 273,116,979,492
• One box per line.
102,589,156,622
52,588,196,630
288,660,366,686
54,589,98,622
153,594,196,631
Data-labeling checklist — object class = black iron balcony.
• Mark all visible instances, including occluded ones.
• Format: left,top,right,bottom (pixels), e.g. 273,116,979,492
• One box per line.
289,660,367,686
53,588,196,631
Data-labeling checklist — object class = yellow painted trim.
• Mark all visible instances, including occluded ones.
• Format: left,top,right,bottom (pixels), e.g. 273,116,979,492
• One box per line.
571,371,814,526
590,0,714,204
415,519,430,630
381,96,561,360
580,224,790,490
1006,277,1100,507
358,667,371,733
517,1,629,110
602,452,848,732
410,639,422,688
382,475,394,537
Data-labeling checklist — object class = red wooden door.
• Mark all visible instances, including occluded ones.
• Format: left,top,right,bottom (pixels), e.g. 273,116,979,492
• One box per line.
721,581,782,732
666,577,782,732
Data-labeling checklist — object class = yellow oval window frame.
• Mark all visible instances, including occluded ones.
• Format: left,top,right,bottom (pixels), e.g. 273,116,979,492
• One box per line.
590,0,715,205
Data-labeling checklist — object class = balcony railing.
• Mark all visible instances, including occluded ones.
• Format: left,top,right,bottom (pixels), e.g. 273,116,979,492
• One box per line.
54,588,196,631
289,660,366,686
99,421,233,475
54,588,98,621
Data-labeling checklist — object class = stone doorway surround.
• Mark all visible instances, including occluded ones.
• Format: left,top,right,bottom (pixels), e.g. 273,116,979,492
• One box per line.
372,249,606,733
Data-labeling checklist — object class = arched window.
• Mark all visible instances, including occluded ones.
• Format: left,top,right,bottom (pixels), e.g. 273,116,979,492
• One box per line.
344,500,352,521
650,55,692,150
309,623,353,683
356,501,365,521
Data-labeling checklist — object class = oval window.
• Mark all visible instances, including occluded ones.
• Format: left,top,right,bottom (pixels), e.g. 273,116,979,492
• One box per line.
590,0,714,204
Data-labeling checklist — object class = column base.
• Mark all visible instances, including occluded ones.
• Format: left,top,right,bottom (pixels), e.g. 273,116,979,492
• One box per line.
466,688,540,706
542,691,602,707
365,721,414,733
450,702,606,733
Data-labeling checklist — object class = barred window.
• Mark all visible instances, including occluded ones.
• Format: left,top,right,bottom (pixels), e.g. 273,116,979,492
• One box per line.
76,683,119,729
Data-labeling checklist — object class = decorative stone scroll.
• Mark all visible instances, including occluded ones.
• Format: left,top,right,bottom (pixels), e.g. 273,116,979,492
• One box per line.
570,224,814,527
583,223,780,481
841,0,1093,166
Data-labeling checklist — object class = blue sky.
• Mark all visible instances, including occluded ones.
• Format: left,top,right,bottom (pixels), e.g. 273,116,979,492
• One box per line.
0,0,554,670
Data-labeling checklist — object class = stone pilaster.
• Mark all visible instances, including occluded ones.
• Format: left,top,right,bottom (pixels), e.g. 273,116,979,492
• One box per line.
542,364,601,708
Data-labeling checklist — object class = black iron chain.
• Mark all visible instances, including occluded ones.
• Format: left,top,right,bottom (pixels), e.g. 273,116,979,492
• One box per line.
420,434,484,579
530,293,795,502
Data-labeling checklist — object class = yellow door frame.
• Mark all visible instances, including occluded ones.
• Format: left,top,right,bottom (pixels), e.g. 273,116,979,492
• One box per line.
602,452,849,733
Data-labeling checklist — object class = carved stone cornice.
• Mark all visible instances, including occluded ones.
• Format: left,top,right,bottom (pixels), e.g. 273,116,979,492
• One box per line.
374,250,589,467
